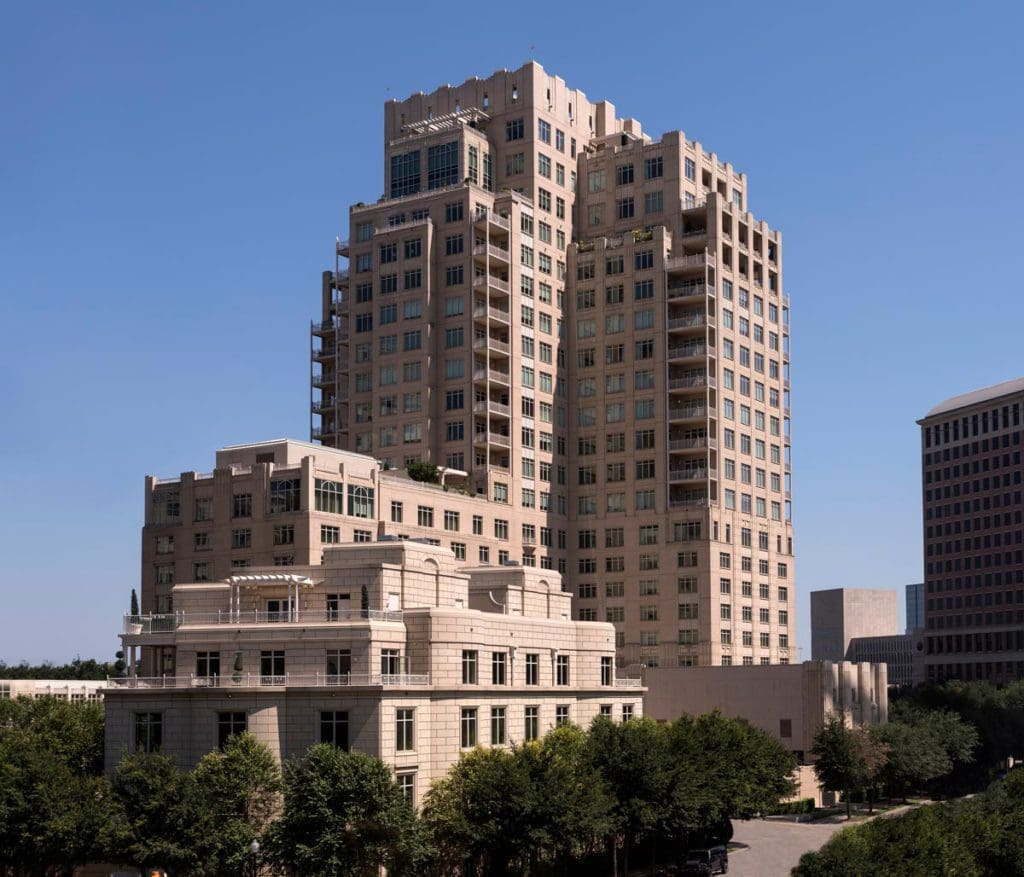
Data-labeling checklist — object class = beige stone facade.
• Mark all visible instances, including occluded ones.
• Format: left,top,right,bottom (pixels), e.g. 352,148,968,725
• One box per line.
918,377,1024,683
312,61,794,669
0,679,105,702
642,660,888,762
111,540,642,804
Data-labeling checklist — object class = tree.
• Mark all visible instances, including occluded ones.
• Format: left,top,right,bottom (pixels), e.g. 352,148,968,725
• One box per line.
422,745,537,876
267,744,419,877
130,588,140,617
191,733,282,876
811,715,869,819
587,716,673,874
406,461,439,483
0,697,119,874
109,749,207,876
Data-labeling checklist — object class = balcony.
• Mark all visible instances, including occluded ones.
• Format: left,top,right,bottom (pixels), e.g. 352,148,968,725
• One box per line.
665,252,715,273
107,672,430,690
473,302,511,325
474,400,511,417
669,468,717,482
667,314,707,331
336,239,350,256
667,281,708,300
473,336,510,354
312,372,335,387
473,368,511,385
668,496,709,509
669,436,715,452
332,269,349,286
312,397,336,413
472,273,510,295
473,431,511,448
667,344,707,362
312,318,339,336
614,677,644,689
668,375,712,391
312,345,337,361
472,243,511,264
122,609,403,636
668,404,708,422
473,209,510,231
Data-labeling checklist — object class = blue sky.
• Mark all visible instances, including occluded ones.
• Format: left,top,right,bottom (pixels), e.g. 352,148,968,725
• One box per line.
2,2,1022,663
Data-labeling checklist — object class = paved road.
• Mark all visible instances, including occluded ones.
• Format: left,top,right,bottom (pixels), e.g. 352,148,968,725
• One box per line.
727,818,849,876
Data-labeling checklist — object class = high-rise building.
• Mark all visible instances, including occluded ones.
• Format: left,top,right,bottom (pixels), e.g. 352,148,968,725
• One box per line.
810,588,900,662
918,377,1024,683
905,582,925,633
312,62,794,668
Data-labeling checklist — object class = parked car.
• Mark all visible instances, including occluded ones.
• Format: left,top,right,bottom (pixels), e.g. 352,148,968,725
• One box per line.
680,845,728,874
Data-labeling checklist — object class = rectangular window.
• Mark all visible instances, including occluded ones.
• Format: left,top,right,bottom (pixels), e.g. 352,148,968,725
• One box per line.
396,708,415,751
601,656,613,686
461,707,478,747
492,651,507,685
525,653,539,685
556,654,570,685
491,707,507,745
462,650,478,684
321,710,350,750
524,706,539,742
217,711,247,749
134,712,162,753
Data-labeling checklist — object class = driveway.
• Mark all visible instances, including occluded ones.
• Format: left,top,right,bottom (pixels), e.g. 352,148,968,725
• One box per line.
727,817,849,876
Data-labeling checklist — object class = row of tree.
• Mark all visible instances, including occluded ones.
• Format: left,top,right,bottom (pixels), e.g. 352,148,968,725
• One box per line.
0,696,797,877
0,655,124,680
794,768,1024,876
811,700,979,817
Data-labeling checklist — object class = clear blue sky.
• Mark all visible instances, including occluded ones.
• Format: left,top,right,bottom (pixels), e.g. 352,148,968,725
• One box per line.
2,2,1022,664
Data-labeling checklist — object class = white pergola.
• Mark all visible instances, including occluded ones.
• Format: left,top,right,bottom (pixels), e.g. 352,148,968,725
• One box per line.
226,573,318,622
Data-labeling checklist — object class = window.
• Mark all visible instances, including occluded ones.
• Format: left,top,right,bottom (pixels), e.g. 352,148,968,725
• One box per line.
427,141,459,189
524,706,540,741
417,505,434,527
556,654,570,685
348,485,374,518
601,656,613,686
616,197,634,219
396,708,415,751
232,493,252,518
616,163,634,185
525,653,540,685
491,707,507,745
461,708,478,747
538,118,551,143
231,529,251,550
492,651,507,685
685,157,696,180
134,712,162,753
320,711,350,749
444,510,460,531
217,711,247,748
462,650,478,684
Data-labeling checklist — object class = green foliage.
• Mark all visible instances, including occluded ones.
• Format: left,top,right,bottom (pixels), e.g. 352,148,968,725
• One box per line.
794,772,1024,876
266,744,420,877
109,748,208,875
769,797,815,815
811,715,888,818
130,587,140,617
406,460,440,483
0,656,121,680
191,733,283,875
896,679,1024,792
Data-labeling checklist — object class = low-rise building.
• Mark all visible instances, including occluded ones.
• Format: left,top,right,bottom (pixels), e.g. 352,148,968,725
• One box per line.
106,540,643,804
0,679,105,702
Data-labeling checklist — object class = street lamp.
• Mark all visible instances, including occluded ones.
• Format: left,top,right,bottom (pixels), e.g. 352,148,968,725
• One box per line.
248,839,260,877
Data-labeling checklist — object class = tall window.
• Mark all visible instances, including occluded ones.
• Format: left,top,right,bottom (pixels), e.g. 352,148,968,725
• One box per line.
491,707,507,745
320,711,349,749
381,649,401,677
555,705,570,727
396,708,415,751
217,711,247,749
427,142,460,189
260,650,285,684
134,712,162,753
269,479,300,513
315,479,343,514
524,706,539,741
556,654,570,686
325,649,351,680
347,485,374,518
601,656,613,686
461,708,477,747
462,650,478,684
390,150,421,197
492,651,507,685
525,653,539,685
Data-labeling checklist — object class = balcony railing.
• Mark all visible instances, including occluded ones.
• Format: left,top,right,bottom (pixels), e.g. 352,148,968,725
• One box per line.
474,400,511,417
667,314,706,330
472,274,510,294
107,672,430,690
668,375,709,390
614,677,643,689
332,269,349,284
668,405,707,420
473,337,510,354
669,468,708,482
473,303,511,323
667,344,706,360
669,496,709,508
473,431,511,448
473,209,510,230
669,436,711,451
667,282,708,300
472,243,511,261
665,252,715,272
473,368,511,384
122,609,403,634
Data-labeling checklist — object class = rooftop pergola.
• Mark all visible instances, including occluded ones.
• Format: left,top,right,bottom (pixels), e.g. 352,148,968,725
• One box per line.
226,573,319,622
